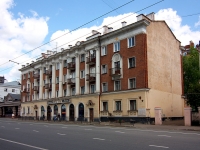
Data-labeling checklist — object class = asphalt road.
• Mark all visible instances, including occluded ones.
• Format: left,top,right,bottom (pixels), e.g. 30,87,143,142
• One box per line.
0,119,200,150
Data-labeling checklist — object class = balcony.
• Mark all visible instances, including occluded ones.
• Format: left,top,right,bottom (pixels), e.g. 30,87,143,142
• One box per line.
86,73,96,82
45,69,52,77
23,88,30,93
110,68,121,77
34,86,39,92
45,83,52,90
67,62,75,70
67,78,75,85
86,55,96,65
33,73,40,79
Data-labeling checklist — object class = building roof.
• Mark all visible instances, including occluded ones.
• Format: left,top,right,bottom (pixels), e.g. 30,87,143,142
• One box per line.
8,93,21,100
0,81,21,88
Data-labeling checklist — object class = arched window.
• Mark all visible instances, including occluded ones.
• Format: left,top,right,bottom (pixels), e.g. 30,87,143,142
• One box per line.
78,103,84,118
61,104,66,118
54,105,58,115
41,106,45,116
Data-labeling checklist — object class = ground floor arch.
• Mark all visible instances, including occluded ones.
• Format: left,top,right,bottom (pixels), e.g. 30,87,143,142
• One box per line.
61,104,66,120
69,104,74,121
47,106,51,121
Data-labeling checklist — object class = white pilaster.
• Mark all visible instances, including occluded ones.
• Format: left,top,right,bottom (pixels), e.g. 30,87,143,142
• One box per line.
39,67,43,99
85,52,89,94
95,48,100,93
67,68,70,96
75,54,80,95
34,79,37,100
59,60,63,97
52,63,56,98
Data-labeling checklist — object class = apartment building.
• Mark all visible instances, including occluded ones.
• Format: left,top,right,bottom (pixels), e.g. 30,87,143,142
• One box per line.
19,12,184,122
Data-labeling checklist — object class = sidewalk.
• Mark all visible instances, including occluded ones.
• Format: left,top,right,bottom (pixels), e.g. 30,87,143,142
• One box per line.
1,118,200,132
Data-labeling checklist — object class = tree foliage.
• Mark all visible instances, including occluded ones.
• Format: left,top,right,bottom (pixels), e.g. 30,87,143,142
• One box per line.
183,47,200,110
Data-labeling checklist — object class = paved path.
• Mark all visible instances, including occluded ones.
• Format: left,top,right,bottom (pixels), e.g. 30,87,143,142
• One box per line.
0,119,200,150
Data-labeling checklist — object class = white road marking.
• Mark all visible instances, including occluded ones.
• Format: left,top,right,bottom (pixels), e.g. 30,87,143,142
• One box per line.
93,138,105,141
0,137,48,150
1,126,5,128
149,145,169,149
33,130,39,132
57,133,66,135
15,128,20,130
85,129,92,130
158,135,171,137
115,131,125,133
61,127,68,128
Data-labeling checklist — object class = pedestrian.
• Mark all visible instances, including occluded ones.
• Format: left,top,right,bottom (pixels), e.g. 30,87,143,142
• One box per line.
43,114,45,121
53,114,56,122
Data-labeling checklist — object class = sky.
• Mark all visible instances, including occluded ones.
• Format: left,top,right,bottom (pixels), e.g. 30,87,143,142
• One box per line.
0,0,200,82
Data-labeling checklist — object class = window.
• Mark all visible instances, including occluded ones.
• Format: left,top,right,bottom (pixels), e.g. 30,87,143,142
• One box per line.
56,62,60,70
23,107,25,114
72,87,75,96
114,41,120,52
115,101,121,111
103,102,108,111
102,65,107,74
44,67,46,74
44,80,46,85
32,83,34,89
49,91,52,98
55,91,58,98
12,89,15,92
80,54,85,62
63,74,67,82
114,81,121,91
90,84,95,94
102,83,108,92
72,57,76,63
101,46,107,56
27,107,30,114
4,88,7,92
130,100,136,110
129,78,136,89
64,90,67,96
80,70,85,79
128,37,135,48
64,60,67,67
23,74,26,79
56,77,59,84
81,86,85,95
128,57,136,68
32,94,34,100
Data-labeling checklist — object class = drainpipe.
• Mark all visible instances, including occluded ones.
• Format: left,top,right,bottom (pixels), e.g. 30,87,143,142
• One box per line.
98,36,102,122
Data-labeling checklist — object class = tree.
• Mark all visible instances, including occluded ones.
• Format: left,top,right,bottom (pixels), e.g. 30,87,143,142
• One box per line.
183,47,200,111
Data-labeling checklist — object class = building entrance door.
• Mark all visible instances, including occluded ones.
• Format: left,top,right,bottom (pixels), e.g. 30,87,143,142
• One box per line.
69,104,74,121
35,111,37,120
47,106,51,121
89,108,94,122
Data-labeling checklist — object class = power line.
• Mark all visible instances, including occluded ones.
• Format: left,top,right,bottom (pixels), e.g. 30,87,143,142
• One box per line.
0,0,165,73
101,0,120,14
0,0,136,68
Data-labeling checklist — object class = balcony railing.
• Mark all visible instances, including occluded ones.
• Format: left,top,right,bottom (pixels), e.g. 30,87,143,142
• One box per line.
86,73,96,82
45,69,52,76
23,88,30,93
67,78,75,85
67,62,75,70
45,83,52,90
33,73,40,79
86,55,96,65
34,86,39,92
110,68,121,77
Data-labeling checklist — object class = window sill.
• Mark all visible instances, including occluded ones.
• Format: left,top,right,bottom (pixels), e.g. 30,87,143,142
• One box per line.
113,51,120,53
113,110,122,113
101,73,107,75
127,110,138,112
129,67,135,69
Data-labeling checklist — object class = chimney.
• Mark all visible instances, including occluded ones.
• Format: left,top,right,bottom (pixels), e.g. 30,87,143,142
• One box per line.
146,12,155,21
26,63,29,66
61,48,64,51
22,65,25,68
136,14,143,21
108,27,113,32
68,45,72,48
121,21,127,27
103,25,108,34
31,61,34,63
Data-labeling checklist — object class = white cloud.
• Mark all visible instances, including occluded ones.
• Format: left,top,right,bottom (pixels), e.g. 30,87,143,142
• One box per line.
0,0,49,81
195,16,200,27
155,8,200,45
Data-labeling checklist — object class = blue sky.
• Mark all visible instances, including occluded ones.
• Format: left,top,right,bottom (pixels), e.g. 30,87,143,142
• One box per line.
0,0,200,81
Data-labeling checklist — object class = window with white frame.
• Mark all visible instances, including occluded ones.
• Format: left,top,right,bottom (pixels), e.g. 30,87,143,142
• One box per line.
12,89,15,92
64,60,67,67
90,84,95,94
114,80,121,91
103,102,108,111
128,57,136,68
80,54,85,62
32,94,34,100
27,107,30,114
56,91,59,97
43,93,45,99
128,37,135,48
32,83,34,89
114,41,120,52
81,86,85,95
63,74,67,82
43,67,46,74
102,65,107,74
4,88,7,92
56,62,60,70
49,91,52,98
115,101,121,111
56,77,59,84
102,83,108,92
80,70,85,79
101,46,107,56
64,90,67,96
44,80,46,85
23,74,26,79
23,107,25,114
129,78,136,89
72,87,75,96
130,100,136,111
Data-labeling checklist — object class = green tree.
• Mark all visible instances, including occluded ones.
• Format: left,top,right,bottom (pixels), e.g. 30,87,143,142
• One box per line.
183,47,200,110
